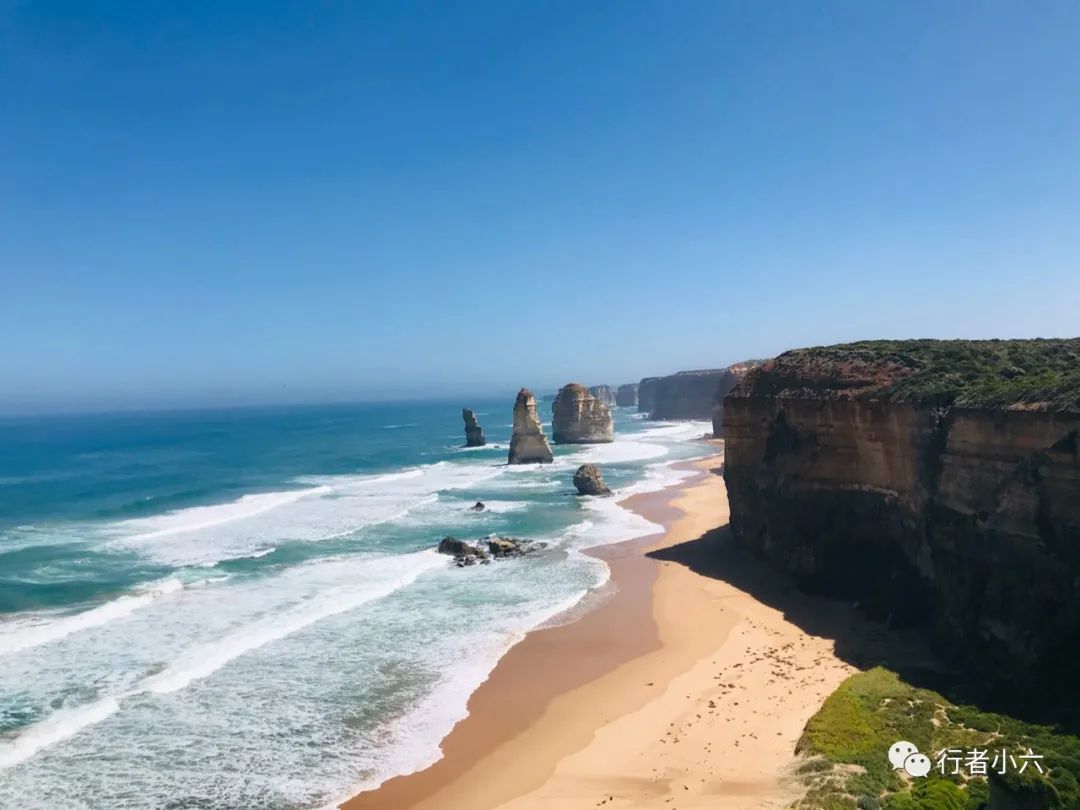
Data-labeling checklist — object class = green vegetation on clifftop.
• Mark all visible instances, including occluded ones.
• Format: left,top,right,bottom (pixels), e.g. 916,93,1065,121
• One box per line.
792,668,1080,810
747,338,1080,411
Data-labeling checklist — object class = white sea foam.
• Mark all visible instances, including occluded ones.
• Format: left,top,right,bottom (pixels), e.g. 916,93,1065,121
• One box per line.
106,463,505,566
0,577,184,657
0,550,448,773
142,551,445,694
115,486,333,543
0,696,121,770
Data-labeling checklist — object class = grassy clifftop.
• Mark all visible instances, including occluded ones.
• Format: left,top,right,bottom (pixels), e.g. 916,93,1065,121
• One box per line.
793,668,1080,809
733,338,1080,411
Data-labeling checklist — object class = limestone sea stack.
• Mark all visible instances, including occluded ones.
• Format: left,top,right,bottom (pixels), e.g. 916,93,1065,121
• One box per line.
573,464,612,496
723,338,1080,722
552,383,615,444
462,408,486,447
587,385,617,407
507,388,554,464
616,383,639,407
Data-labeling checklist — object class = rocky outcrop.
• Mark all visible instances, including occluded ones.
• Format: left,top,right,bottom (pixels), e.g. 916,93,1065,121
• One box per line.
616,383,639,407
462,408,486,447
437,536,489,566
552,383,615,444
723,339,1080,720
508,388,554,464
438,535,542,565
573,464,612,496
638,377,661,414
588,385,617,407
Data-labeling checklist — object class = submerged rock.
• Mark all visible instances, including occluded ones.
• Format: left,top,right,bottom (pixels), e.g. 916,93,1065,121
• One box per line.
552,383,614,444
462,408,486,447
573,464,613,496
616,383,639,407
588,385,618,407
508,388,554,464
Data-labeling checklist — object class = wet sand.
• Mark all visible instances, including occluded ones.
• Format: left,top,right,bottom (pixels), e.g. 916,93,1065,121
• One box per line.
343,447,860,809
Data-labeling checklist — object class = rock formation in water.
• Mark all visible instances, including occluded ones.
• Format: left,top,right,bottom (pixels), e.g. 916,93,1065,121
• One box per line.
587,385,618,407
508,388,554,464
616,383,639,407
462,408,486,447
638,377,661,414
573,463,612,496
438,534,542,565
551,383,615,444
437,535,489,566
723,338,1080,721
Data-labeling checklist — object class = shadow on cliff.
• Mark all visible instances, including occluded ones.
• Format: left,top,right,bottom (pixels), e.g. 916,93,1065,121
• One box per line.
647,526,1031,721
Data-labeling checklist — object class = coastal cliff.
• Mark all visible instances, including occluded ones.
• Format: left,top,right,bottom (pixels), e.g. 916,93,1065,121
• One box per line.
616,383,639,407
723,339,1080,718
648,369,726,420
552,384,614,444
638,377,661,414
508,389,554,464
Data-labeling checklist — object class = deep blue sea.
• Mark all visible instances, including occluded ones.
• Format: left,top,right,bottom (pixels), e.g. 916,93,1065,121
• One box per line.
0,399,709,809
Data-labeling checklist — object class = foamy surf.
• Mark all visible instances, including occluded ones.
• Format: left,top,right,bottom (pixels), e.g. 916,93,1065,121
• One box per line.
0,550,448,772
0,577,184,657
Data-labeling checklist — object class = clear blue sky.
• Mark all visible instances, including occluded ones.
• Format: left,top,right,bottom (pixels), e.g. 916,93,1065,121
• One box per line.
3,2,1079,413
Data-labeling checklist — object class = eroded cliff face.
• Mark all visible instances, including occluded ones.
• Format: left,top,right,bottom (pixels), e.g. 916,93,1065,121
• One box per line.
588,385,617,407
649,369,727,420
638,377,661,414
723,341,1080,718
616,383,639,407
710,362,760,436
552,383,614,444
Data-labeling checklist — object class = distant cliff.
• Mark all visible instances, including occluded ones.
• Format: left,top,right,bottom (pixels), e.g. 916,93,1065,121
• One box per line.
638,377,661,414
723,339,1080,719
646,369,726,420
710,361,762,436
587,385,617,407
616,383,639,407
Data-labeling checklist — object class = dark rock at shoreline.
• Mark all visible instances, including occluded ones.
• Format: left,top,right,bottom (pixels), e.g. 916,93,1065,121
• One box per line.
552,383,614,444
616,383,639,407
508,389,554,464
573,464,612,496
462,408,486,447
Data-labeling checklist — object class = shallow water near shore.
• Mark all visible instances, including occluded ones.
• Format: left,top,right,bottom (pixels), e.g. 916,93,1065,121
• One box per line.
0,399,708,809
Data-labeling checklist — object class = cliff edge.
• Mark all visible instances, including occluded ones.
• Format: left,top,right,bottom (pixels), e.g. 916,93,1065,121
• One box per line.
723,338,1080,719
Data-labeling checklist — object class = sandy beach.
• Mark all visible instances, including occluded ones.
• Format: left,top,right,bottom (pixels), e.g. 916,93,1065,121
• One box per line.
343,445,862,810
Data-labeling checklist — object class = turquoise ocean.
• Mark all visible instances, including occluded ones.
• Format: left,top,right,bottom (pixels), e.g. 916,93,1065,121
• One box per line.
0,399,709,809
